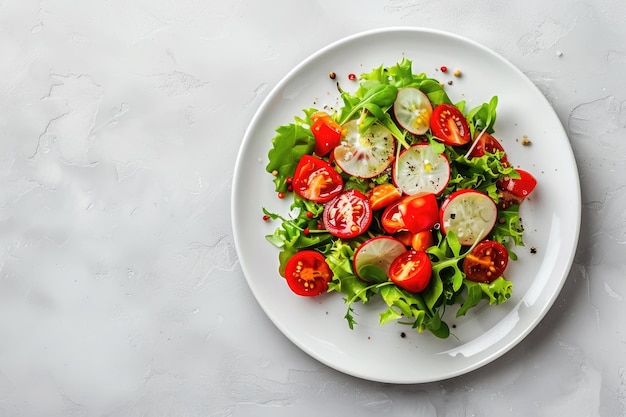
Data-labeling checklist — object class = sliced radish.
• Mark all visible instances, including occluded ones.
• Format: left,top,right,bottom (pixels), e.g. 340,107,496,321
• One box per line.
353,236,407,282
333,120,396,178
393,87,433,135
394,144,450,195
439,189,498,246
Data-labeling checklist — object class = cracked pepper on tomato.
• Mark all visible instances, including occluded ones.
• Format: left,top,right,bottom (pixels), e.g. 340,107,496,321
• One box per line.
263,58,536,338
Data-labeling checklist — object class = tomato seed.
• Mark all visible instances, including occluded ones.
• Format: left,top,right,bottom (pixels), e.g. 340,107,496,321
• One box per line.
453,68,462,77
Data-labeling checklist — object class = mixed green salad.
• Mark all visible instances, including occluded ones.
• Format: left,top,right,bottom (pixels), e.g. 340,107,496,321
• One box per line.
262,58,537,338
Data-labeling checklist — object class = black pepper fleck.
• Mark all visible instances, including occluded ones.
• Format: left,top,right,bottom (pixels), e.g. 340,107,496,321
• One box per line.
400,332,406,338
530,247,537,254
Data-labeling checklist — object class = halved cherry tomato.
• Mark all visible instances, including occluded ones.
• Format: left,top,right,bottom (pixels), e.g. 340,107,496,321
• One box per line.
284,250,332,296
497,169,537,203
292,155,343,203
368,183,402,211
468,131,508,165
462,240,509,283
389,250,432,293
430,103,471,146
322,189,372,238
381,203,405,234
381,193,439,234
310,112,342,157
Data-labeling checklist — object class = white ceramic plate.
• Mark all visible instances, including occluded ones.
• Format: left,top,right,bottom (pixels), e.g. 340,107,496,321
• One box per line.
232,27,580,383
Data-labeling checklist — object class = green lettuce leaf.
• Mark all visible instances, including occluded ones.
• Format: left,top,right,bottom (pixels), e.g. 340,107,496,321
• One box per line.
456,277,513,317
265,110,316,192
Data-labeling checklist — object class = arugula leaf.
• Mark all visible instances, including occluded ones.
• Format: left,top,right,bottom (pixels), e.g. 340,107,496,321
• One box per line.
426,231,466,303
338,84,398,124
466,96,498,138
422,314,449,338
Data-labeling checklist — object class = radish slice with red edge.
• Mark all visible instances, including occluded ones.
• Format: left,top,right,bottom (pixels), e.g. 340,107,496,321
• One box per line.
439,189,498,246
353,236,407,282
394,144,450,195
333,120,396,179
393,87,433,135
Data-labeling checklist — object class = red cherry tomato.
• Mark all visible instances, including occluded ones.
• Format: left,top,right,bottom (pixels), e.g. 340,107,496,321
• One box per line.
468,131,508,165
310,112,342,157
292,155,343,203
462,240,509,283
381,193,439,234
497,169,537,203
367,183,402,211
403,193,439,233
284,250,333,296
322,189,372,238
430,103,471,146
381,203,405,234
389,250,432,293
